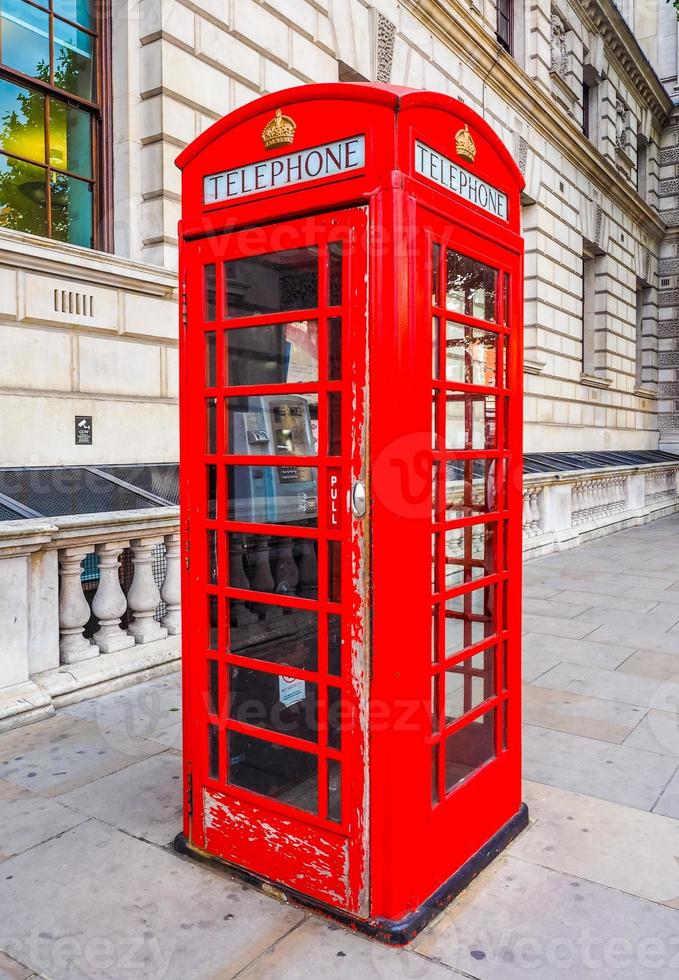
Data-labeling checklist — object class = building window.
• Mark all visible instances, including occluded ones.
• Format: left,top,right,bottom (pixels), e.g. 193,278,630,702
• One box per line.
497,0,512,52
637,136,648,200
0,0,110,249
581,248,597,376
583,81,591,138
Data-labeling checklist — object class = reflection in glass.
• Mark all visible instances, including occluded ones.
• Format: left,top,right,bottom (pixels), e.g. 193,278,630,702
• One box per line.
206,397,217,453
328,317,342,380
208,659,219,714
225,247,318,318
228,464,317,526
208,723,219,779
207,464,217,519
445,585,496,655
328,392,341,455
445,393,497,450
0,1,50,80
432,241,440,305
328,540,341,603
445,458,497,519
226,393,318,456
208,594,218,649
50,171,93,247
328,613,342,675
445,707,496,790
444,522,496,589
226,600,318,672
229,665,318,742
445,648,496,723
432,316,440,379
205,332,216,387
228,730,318,813
446,322,498,387
207,529,218,584
0,77,45,163
446,250,497,322
228,532,318,600
0,155,47,235
49,99,91,177
226,320,318,386
328,759,341,822
53,18,95,100
53,0,93,29
328,685,342,748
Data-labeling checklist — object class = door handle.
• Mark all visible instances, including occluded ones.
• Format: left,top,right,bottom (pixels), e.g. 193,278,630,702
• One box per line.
351,480,366,518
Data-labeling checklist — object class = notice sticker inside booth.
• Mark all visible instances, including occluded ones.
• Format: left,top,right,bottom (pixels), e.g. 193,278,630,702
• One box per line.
175,83,527,943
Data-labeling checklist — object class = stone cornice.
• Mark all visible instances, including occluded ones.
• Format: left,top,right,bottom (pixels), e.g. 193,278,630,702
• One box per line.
408,0,668,239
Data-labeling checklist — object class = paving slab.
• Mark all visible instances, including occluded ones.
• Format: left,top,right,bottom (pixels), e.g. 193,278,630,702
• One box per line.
0,787,86,861
0,712,164,797
511,781,679,906
586,623,679,655
0,820,303,980
623,709,679,759
236,918,465,980
63,675,182,753
616,649,679,681
414,855,679,979
573,605,679,632
534,661,670,707
521,651,560,684
0,951,35,980
523,686,646,743
522,597,592,619
653,769,679,819
548,590,657,614
522,724,678,809
522,633,635,671
55,750,182,846
521,584,564,600
521,614,599,639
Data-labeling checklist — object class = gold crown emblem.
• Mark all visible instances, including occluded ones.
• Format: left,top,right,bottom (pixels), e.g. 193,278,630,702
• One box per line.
261,109,296,151
455,124,476,163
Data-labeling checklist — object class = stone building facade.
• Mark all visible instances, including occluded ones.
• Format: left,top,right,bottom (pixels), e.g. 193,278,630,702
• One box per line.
0,0,675,463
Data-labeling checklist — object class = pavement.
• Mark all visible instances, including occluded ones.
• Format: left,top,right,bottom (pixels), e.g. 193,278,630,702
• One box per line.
4,515,679,978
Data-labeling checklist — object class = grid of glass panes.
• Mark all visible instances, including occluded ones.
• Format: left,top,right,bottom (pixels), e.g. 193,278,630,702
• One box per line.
202,239,347,826
0,0,98,246
431,238,511,800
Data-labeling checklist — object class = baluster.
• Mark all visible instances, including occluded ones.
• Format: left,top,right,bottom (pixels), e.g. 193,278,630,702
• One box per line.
228,533,258,626
273,536,299,596
530,490,541,535
523,492,532,534
295,539,318,599
161,533,182,635
246,535,281,620
59,547,98,663
127,537,168,644
92,542,135,653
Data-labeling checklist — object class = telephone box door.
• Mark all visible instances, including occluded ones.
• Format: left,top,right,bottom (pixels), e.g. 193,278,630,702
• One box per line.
181,207,369,914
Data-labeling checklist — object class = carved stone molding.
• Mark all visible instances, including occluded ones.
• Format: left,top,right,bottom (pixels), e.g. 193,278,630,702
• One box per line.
550,14,568,78
376,13,396,84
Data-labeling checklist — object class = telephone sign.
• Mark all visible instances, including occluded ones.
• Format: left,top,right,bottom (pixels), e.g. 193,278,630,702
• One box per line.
176,83,526,943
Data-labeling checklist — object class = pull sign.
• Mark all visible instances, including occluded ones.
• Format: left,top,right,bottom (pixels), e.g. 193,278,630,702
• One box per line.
327,469,342,530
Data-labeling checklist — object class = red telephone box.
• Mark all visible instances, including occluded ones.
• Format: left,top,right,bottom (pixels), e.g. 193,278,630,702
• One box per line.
175,83,527,943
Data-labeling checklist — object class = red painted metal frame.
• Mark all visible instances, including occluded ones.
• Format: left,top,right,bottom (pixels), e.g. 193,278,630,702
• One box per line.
177,82,524,932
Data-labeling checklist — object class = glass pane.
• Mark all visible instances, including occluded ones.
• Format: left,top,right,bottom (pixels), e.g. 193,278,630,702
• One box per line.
205,332,216,387
206,397,217,453
327,392,341,455
226,320,318,386
328,685,342,748
328,759,341,822
226,394,318,455
227,600,318,672
227,464,318,526
445,708,496,790
53,0,93,29
225,247,318,318
50,172,93,247
432,744,440,804
208,595,218,650
228,730,318,814
328,240,343,306
0,0,50,81
446,322,498,387
53,17,94,100
207,529,218,584
503,272,510,326
0,77,45,163
445,393,497,450
204,264,216,321
328,613,341,675
432,316,439,379
445,458,498,519
432,241,440,305
328,540,341,603
444,522,497,589
207,464,217,518
446,250,497,322
0,154,46,235
48,98,91,177
228,532,318,599
445,648,496,723
229,666,318,742
208,659,219,714
208,724,219,779
328,316,341,380
445,585,497,655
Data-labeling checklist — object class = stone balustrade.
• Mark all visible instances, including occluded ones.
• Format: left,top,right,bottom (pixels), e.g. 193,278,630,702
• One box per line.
521,461,679,557
0,507,180,731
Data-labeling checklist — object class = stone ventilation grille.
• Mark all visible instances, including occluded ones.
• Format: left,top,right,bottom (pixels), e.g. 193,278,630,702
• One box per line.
54,288,94,317
517,136,528,176
376,13,396,84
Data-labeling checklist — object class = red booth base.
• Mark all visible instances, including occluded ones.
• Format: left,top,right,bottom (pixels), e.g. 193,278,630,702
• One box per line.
173,802,529,946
